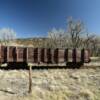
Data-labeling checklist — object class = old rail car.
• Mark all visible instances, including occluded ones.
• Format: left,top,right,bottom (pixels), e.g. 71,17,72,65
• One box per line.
0,45,90,67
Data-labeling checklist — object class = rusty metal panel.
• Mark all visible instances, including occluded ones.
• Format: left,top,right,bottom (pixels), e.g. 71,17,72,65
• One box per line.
1,46,7,63
58,49,65,63
15,47,18,62
43,48,52,63
44,49,47,63
68,49,73,62
17,47,26,62
25,47,28,62
43,48,48,63
51,49,54,64
28,47,34,63
38,48,41,63
1,46,5,62
40,48,45,62
72,49,76,62
54,48,58,64
8,46,16,62
47,48,52,63
81,49,85,62
34,48,38,63
7,46,9,62
0,45,1,63
84,49,90,63
0,46,90,64
51,49,56,64
64,49,68,63
76,49,81,62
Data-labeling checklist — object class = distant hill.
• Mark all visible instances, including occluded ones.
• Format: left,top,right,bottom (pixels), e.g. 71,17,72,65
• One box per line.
16,37,48,47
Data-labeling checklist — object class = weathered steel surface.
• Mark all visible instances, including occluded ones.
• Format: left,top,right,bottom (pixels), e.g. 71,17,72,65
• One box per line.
0,45,90,64
84,49,90,63
68,49,73,62
76,50,81,62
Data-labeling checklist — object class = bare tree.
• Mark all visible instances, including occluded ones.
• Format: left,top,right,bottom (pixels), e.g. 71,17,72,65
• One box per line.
91,38,99,56
47,18,85,49
82,33,95,48
47,17,99,56
47,17,85,49
67,17,85,48
47,28,68,48
0,28,16,45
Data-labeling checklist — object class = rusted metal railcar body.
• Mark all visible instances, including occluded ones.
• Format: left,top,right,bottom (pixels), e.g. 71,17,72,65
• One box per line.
0,45,90,66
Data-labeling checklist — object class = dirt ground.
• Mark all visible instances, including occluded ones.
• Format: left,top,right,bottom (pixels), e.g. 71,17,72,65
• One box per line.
0,66,100,100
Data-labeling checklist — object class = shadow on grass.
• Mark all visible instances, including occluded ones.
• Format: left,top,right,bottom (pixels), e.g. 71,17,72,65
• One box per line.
0,89,15,94
0,62,84,70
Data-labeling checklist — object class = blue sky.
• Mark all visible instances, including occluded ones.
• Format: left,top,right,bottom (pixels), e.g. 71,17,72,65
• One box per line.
0,0,100,38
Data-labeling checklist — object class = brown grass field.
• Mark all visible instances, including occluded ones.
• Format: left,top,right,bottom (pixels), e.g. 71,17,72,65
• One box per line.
0,65,100,100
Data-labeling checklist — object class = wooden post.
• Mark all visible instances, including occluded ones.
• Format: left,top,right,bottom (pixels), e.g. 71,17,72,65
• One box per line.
28,63,33,93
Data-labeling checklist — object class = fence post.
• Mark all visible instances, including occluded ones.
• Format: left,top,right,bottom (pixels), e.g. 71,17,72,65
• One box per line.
28,63,33,93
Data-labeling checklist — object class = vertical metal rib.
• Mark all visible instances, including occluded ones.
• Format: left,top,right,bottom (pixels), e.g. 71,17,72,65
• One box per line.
34,48,38,63
81,49,84,62
25,47,28,62
15,47,18,62
41,48,45,62
72,48,76,63
64,48,68,63
47,48,51,63
54,48,58,64
0,45,1,63
7,46,9,62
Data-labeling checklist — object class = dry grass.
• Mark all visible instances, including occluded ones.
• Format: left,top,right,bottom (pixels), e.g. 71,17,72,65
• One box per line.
0,67,100,100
